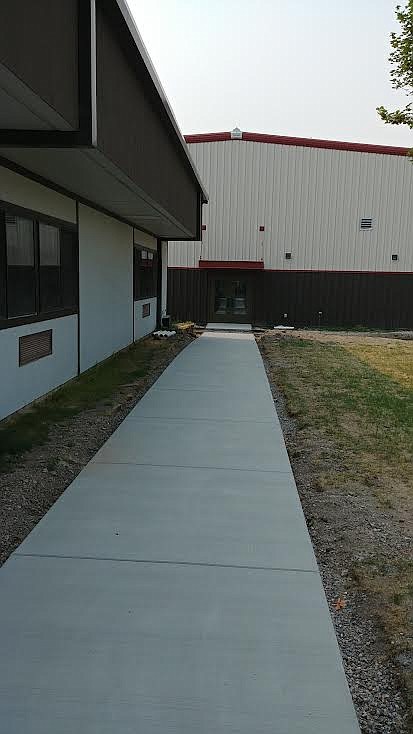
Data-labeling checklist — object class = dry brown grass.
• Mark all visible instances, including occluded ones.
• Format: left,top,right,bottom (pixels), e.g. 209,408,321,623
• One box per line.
260,331,413,720
344,342,413,391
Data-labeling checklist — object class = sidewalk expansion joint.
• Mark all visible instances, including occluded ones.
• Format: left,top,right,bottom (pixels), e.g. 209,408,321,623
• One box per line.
90,460,293,474
14,552,317,574
124,416,276,424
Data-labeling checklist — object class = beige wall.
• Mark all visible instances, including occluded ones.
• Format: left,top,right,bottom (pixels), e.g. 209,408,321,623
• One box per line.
169,140,413,273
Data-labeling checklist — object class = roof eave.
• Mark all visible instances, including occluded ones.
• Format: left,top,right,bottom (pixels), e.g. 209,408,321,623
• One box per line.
184,131,410,158
114,0,208,202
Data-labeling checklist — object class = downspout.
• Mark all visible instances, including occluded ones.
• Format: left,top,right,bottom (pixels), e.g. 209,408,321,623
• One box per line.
156,238,163,329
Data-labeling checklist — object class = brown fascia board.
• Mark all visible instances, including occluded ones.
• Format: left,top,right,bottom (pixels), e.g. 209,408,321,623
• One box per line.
0,0,208,205
111,0,208,203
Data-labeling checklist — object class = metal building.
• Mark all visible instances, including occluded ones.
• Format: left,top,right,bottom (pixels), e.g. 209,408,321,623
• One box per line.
168,129,413,328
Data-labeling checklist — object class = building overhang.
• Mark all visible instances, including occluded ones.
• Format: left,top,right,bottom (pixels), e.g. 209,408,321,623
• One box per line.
0,0,207,240
0,147,198,240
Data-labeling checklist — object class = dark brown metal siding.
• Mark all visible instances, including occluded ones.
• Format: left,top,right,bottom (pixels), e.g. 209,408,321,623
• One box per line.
0,0,79,128
95,2,199,237
168,269,209,324
168,269,413,329
257,272,413,329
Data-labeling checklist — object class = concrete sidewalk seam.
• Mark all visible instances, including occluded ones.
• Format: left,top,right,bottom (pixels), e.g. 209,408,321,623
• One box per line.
124,415,276,424
14,552,319,574
90,460,293,474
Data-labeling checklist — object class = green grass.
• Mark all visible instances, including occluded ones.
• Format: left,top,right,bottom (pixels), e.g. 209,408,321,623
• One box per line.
266,338,413,476
261,334,413,720
0,337,173,472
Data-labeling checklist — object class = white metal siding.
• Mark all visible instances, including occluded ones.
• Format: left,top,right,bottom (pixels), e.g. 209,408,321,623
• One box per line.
169,141,413,272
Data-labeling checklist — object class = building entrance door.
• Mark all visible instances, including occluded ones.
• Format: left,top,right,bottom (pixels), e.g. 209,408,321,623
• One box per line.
210,275,251,323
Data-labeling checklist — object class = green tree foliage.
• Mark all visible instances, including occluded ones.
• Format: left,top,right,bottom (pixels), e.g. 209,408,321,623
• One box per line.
377,1,413,130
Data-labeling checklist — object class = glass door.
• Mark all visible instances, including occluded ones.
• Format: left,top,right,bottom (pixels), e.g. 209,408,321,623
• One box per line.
211,276,250,322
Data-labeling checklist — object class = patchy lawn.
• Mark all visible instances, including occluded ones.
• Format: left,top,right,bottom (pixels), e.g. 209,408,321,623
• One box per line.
258,331,413,733
0,333,193,564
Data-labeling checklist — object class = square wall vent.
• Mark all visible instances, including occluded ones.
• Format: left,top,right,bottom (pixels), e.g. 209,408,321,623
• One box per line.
19,330,52,366
360,218,373,230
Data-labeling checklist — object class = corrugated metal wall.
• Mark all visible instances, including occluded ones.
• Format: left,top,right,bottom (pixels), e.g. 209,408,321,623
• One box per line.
168,269,413,328
169,140,413,272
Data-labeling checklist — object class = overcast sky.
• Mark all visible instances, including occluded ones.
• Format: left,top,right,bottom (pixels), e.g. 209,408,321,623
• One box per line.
128,0,413,147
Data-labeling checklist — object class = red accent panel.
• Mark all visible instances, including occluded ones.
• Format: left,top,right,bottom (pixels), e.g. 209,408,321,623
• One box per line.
184,131,409,157
199,260,264,270
264,268,413,275
185,132,232,144
168,265,413,275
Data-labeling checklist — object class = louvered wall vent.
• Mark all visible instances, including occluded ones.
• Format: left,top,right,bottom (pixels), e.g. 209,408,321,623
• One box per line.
19,329,53,366
360,218,373,230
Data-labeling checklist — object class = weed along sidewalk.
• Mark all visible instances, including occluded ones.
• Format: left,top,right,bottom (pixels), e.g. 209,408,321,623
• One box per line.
258,330,413,733
0,333,192,565
0,328,360,733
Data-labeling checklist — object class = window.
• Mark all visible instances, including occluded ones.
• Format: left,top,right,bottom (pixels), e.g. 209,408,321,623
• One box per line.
0,205,78,327
6,215,36,318
392,254,399,262
134,246,158,300
39,223,61,312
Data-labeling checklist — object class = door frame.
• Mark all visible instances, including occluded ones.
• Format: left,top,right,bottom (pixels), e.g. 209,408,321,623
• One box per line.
207,270,256,324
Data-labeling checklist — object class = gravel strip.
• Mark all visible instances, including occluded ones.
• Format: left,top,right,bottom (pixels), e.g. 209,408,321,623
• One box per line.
0,333,193,566
259,336,410,734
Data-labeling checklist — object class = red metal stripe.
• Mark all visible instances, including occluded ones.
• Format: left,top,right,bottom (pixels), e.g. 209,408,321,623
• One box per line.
199,260,264,270
185,132,232,144
184,131,409,157
169,265,413,275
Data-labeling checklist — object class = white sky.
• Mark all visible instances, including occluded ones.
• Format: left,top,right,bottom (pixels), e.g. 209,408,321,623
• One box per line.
127,0,413,146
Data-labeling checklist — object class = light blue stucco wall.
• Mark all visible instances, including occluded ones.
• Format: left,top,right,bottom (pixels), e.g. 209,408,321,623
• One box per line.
0,315,78,421
134,297,157,340
78,204,133,372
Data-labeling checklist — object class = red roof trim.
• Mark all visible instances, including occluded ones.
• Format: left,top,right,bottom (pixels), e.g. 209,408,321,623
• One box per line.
199,260,264,270
184,131,410,157
169,265,413,275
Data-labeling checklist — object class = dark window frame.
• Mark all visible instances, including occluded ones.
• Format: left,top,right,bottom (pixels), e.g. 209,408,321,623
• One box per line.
0,200,78,330
133,244,158,301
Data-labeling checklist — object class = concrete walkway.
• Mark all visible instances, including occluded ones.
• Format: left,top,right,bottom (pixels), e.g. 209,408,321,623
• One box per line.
206,322,252,331
0,330,360,733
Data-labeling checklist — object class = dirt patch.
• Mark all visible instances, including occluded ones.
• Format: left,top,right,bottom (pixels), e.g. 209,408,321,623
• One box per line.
0,333,193,566
258,330,412,734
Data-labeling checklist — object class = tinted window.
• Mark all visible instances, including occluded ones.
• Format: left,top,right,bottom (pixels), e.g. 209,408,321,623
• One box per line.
39,223,61,312
134,246,157,300
6,214,36,317
0,208,79,324
60,229,78,309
